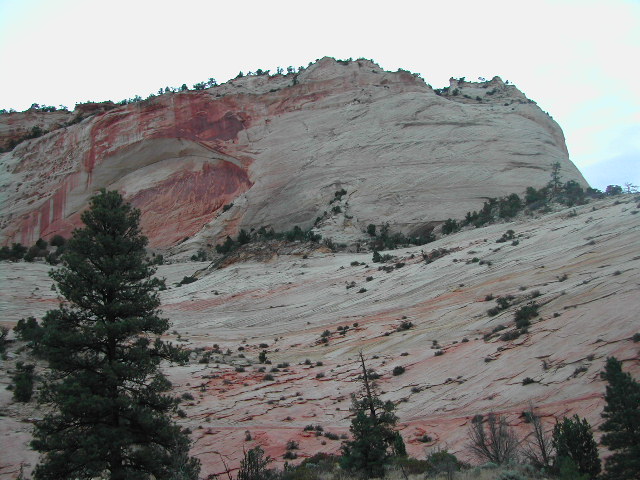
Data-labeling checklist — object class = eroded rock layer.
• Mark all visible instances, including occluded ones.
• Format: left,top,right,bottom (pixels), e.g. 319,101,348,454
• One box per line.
2,197,638,478
0,58,585,249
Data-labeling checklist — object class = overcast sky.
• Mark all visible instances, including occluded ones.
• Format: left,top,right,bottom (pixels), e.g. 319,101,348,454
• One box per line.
0,0,637,190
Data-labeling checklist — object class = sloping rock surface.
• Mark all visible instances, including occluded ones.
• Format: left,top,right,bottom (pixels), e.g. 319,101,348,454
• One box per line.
0,58,585,249
1,197,638,478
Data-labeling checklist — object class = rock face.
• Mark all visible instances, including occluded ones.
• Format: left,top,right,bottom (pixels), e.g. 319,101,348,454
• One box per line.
1,197,639,478
0,58,586,249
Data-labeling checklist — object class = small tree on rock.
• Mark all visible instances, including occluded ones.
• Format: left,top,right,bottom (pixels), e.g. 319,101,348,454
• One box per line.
340,352,406,477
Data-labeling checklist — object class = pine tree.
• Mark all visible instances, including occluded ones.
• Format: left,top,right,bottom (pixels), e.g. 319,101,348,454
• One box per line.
340,352,406,478
552,415,601,479
600,356,640,480
31,190,200,480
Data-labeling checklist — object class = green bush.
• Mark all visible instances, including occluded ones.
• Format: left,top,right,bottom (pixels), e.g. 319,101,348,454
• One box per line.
12,362,35,402
442,218,459,235
514,302,539,329
552,415,601,478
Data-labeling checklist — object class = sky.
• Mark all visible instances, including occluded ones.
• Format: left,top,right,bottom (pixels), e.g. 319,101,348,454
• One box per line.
0,0,637,190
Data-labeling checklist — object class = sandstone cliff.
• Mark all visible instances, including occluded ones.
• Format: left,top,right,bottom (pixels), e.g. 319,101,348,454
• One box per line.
0,58,586,250
1,196,638,478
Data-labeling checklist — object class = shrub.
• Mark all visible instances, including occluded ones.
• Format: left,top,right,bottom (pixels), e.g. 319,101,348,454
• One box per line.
497,471,525,480
0,326,8,354
263,374,274,381
442,218,459,235
392,366,405,376
496,296,513,309
397,320,413,331
367,224,376,236
426,450,460,477
258,350,267,363
177,275,197,286
514,302,539,329
552,415,600,478
286,440,299,450
12,362,35,402
324,432,339,440
499,330,522,341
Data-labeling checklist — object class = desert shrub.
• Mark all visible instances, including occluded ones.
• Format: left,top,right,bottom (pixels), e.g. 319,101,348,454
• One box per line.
514,302,539,328
238,446,274,480
14,317,43,350
396,321,413,331
499,194,522,218
392,366,405,376
442,218,459,234
496,229,516,243
190,249,207,261
391,457,431,475
496,296,513,309
177,276,197,286
263,374,274,381
324,432,339,440
497,471,525,480
426,450,460,477
499,330,522,341
12,362,35,402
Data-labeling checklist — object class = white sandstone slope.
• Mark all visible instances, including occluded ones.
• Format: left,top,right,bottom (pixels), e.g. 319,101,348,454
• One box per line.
1,196,638,478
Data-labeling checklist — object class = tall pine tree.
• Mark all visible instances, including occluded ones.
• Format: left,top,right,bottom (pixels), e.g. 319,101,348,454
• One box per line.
600,356,640,480
32,190,200,480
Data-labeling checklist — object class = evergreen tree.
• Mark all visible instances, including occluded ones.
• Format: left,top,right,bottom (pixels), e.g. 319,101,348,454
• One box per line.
600,356,640,480
340,352,406,477
552,415,601,479
31,190,200,480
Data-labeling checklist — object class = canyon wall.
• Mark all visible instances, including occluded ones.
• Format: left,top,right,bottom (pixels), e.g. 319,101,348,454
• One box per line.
0,58,586,248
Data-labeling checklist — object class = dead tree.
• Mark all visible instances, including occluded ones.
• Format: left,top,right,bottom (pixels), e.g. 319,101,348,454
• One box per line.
467,413,520,464
522,405,554,469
